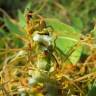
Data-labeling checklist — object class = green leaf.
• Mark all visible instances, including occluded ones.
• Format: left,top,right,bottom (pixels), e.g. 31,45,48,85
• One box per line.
71,16,84,31
56,37,82,64
91,25,96,38
24,1,32,12
18,10,26,28
14,38,24,48
46,18,82,64
69,45,82,64
0,28,6,37
46,18,80,39
88,81,96,96
4,16,26,36
55,37,75,54
0,39,5,48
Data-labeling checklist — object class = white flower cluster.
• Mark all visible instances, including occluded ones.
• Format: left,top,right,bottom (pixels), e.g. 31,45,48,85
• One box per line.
33,31,52,46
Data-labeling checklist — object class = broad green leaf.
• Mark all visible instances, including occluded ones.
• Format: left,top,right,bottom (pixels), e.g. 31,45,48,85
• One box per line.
4,16,26,36
46,18,80,39
56,37,82,64
69,45,82,64
46,18,82,64
55,37,75,54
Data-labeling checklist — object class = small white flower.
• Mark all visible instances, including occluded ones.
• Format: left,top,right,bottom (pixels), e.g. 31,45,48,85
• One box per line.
36,59,47,69
18,86,25,92
33,33,41,41
28,77,37,86
16,50,26,57
28,70,33,76
42,35,52,45
20,93,26,96
33,33,52,46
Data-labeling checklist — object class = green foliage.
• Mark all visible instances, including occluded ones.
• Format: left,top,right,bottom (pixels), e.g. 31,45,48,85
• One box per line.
64,0,96,32
88,81,96,96
0,28,6,37
4,16,26,36
46,18,82,64
18,10,26,28
71,16,84,31
91,25,96,39
46,18,80,39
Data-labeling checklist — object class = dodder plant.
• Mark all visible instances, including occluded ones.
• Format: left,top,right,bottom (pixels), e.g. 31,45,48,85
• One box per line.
0,9,96,96
1,10,68,96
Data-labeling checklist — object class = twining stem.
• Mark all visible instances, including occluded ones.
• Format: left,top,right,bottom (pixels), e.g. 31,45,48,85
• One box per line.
62,74,85,95
74,72,96,82
33,0,48,15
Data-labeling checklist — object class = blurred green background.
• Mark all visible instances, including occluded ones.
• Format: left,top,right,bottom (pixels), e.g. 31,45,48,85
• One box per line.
0,0,96,33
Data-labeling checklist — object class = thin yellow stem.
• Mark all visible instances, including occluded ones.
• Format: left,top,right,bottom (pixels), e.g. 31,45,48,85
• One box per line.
74,72,96,82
